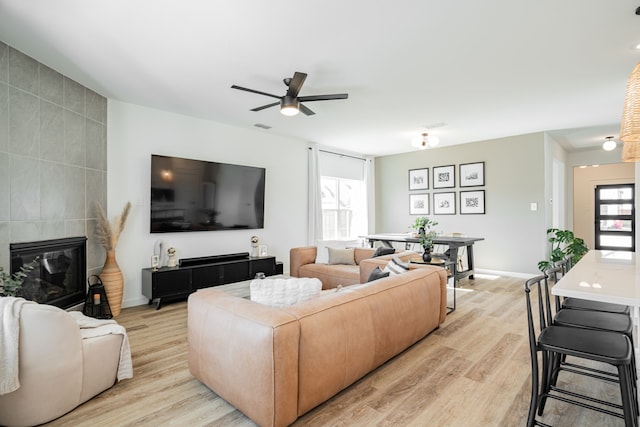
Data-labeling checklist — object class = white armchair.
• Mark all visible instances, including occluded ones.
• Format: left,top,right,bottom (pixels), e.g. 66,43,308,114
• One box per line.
0,303,124,427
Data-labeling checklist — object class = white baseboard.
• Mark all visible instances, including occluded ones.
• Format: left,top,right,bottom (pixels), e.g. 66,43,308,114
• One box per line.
122,296,149,309
474,268,537,279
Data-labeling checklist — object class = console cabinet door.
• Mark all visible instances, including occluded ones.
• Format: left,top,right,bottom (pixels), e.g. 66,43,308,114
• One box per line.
192,265,220,289
221,261,250,284
250,257,277,277
142,269,191,300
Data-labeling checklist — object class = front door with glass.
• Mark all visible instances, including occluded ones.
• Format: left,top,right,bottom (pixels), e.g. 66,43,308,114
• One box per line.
594,184,635,251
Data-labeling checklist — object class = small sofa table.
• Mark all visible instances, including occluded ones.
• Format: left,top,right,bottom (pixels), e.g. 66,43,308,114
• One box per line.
362,233,484,282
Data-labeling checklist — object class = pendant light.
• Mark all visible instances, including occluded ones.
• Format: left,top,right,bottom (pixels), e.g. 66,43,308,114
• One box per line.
620,62,640,161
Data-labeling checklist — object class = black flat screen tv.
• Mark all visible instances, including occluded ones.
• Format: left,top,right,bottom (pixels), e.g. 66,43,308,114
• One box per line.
150,154,265,233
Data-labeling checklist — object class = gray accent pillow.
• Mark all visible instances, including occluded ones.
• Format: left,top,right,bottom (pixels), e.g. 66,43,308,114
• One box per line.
367,266,390,282
327,247,356,265
373,247,395,257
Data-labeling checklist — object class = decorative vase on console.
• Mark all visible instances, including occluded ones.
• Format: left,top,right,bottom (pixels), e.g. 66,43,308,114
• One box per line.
422,245,432,263
95,201,131,317
410,216,438,264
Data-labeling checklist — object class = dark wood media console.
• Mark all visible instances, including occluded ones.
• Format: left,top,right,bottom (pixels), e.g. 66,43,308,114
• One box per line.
141,252,283,309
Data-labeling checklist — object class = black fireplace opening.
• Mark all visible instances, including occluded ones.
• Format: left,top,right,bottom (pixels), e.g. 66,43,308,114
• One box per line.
10,236,87,309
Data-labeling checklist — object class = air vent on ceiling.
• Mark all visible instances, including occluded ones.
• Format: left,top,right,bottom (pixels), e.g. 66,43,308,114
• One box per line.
254,123,272,130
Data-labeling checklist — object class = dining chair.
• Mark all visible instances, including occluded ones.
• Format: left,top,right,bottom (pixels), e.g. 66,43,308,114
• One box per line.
524,274,637,427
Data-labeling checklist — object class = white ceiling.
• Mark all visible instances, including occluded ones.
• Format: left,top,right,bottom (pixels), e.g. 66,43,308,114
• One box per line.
1,0,639,156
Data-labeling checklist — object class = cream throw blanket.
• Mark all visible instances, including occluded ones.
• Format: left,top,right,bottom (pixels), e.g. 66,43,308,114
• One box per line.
68,311,133,381
0,297,34,395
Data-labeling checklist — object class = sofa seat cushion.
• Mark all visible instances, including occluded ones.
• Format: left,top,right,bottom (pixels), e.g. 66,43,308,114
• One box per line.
298,263,360,290
250,277,323,308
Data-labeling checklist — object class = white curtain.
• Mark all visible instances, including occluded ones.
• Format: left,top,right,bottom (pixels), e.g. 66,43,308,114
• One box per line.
364,156,375,234
307,146,323,245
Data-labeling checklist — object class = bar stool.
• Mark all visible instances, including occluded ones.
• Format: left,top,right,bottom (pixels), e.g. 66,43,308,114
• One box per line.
524,274,637,427
545,267,637,386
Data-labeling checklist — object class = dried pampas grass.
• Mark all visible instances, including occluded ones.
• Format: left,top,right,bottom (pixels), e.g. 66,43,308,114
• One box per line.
96,201,131,251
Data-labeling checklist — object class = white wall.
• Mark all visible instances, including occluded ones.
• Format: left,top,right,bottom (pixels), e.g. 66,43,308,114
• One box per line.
375,132,547,276
107,101,309,308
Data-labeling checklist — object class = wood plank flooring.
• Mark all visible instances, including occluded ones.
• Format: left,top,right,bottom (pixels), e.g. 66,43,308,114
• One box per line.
44,275,625,426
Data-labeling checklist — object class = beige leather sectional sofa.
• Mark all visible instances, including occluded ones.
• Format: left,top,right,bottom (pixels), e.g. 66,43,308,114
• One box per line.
289,246,418,289
188,266,447,427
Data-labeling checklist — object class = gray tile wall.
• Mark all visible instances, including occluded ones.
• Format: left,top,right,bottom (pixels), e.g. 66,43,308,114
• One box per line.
0,41,108,277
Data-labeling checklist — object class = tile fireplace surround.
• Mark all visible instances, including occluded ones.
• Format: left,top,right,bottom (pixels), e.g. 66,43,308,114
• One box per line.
0,41,107,280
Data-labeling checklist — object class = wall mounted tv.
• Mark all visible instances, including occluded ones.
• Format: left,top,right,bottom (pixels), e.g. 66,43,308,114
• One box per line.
150,154,265,233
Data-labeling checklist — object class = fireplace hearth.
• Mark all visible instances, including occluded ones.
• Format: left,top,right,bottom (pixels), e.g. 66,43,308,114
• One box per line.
10,236,87,309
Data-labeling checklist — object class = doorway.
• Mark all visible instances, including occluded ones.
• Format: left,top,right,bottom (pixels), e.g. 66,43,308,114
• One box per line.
594,184,635,251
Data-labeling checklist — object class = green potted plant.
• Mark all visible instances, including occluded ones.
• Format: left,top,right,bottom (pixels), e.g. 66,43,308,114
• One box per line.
537,228,588,272
411,217,438,261
0,259,39,297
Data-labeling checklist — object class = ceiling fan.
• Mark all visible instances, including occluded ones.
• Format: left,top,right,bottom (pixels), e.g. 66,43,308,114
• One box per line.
231,71,348,116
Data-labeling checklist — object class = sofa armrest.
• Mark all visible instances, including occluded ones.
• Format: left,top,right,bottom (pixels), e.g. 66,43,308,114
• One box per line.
188,289,300,427
289,246,318,277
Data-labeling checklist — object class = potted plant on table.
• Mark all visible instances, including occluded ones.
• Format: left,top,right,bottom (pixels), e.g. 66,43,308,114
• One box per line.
537,228,588,272
411,217,438,262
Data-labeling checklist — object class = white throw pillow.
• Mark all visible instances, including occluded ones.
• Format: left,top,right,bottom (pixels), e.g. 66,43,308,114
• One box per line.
315,239,361,264
250,277,323,308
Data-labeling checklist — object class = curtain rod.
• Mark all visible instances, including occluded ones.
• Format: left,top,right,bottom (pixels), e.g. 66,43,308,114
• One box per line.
310,147,366,162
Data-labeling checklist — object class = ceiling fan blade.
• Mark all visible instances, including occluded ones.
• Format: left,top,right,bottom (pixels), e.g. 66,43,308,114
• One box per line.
250,101,280,112
299,103,315,116
231,85,281,99
286,72,307,98
298,93,349,102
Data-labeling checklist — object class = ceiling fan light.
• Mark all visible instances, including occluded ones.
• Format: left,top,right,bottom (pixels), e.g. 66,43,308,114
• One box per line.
602,136,617,151
427,135,440,147
280,96,299,116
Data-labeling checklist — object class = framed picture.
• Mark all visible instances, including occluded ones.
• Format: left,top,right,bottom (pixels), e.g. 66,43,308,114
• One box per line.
460,190,485,214
408,168,429,190
409,193,430,215
432,165,455,189
460,162,485,187
433,192,456,215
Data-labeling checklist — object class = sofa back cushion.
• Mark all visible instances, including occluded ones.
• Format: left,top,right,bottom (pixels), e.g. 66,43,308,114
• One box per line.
314,240,361,263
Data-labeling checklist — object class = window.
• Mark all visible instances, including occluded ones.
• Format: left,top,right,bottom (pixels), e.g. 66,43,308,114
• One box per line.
594,184,634,251
321,177,366,240
317,151,368,241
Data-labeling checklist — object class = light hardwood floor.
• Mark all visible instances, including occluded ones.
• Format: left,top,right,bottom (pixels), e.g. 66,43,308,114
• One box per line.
44,275,625,426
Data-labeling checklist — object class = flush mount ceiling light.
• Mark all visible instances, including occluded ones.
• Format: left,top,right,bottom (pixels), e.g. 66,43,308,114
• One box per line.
602,136,617,151
411,132,440,150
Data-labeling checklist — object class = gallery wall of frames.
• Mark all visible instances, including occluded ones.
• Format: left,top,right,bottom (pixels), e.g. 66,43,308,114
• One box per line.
408,161,485,216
